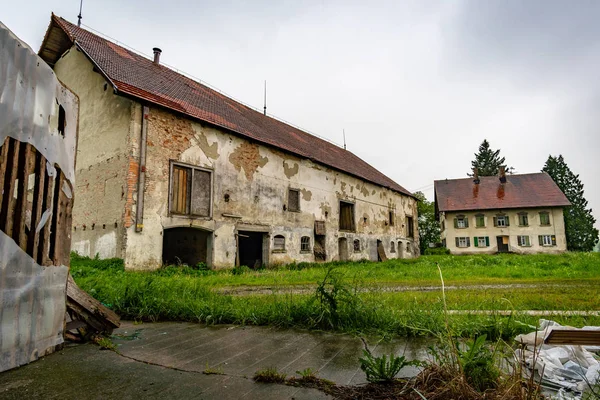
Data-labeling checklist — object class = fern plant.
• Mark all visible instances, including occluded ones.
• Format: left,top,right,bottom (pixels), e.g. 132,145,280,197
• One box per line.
359,339,421,383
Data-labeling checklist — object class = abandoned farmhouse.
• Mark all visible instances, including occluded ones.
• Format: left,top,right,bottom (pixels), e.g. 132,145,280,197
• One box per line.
434,169,570,255
38,15,419,270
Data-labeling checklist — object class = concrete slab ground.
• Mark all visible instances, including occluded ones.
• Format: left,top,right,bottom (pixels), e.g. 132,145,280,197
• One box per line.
0,322,429,399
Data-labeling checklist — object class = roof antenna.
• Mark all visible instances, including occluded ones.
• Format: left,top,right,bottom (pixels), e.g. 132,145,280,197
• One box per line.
77,0,83,27
343,129,346,150
263,80,267,116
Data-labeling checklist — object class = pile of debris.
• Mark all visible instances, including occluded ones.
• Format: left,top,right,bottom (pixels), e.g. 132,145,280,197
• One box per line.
515,320,600,399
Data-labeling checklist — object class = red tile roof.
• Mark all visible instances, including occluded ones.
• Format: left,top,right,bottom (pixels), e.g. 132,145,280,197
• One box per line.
435,173,570,212
42,15,412,197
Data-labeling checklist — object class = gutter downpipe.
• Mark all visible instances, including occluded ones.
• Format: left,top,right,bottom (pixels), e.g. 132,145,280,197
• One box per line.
135,106,149,232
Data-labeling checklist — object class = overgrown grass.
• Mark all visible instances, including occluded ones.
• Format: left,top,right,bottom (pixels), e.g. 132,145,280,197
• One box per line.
70,253,600,339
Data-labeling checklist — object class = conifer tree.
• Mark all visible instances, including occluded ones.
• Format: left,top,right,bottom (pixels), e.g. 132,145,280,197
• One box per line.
543,155,599,251
414,191,440,254
469,140,513,176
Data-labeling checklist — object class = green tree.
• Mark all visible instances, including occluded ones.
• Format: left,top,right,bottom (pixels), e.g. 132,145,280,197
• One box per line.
414,191,440,254
469,139,513,176
543,155,599,252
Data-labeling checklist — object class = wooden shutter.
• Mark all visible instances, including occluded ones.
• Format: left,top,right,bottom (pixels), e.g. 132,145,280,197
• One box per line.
314,221,326,235
464,217,469,228
505,216,510,226
538,235,543,246
171,165,190,214
474,237,478,247
191,169,211,216
288,189,300,212
493,217,497,227
551,235,556,246
455,237,459,247
485,236,489,247
466,237,471,247
454,218,458,228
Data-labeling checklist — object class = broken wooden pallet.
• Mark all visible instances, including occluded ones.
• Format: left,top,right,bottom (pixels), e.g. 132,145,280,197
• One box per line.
544,328,600,346
66,274,120,339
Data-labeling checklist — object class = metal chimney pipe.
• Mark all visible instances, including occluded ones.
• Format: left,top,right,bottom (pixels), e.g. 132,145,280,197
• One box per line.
153,47,162,65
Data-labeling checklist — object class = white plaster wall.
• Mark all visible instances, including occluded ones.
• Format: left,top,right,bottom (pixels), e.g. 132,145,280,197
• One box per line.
440,208,567,254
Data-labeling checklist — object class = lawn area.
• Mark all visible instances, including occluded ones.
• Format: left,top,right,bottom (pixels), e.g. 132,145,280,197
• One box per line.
71,253,600,339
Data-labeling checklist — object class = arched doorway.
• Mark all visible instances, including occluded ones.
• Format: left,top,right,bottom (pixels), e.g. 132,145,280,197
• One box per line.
163,227,210,267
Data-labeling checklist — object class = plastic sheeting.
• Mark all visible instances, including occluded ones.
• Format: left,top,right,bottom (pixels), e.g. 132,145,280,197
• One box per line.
0,232,68,372
515,320,600,399
0,22,77,184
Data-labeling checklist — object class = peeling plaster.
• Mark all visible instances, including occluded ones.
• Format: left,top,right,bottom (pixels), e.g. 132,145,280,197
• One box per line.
301,189,312,201
283,160,299,178
228,142,268,180
191,126,219,159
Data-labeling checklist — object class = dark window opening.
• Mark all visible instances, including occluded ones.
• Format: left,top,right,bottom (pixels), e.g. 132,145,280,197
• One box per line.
57,104,66,137
338,237,349,261
390,241,396,253
238,231,265,268
406,216,414,238
169,162,212,217
273,234,286,252
353,239,360,252
339,201,355,231
288,188,300,212
300,236,310,252
162,227,209,267
388,211,394,226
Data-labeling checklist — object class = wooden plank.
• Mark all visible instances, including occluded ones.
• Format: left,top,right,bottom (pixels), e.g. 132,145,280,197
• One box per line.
58,178,74,267
377,241,388,262
14,144,34,249
544,329,600,346
37,162,55,266
66,274,120,332
27,150,45,259
48,170,63,265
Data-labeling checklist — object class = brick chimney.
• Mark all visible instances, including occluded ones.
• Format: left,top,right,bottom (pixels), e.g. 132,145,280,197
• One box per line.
473,167,480,184
153,47,162,65
499,166,506,183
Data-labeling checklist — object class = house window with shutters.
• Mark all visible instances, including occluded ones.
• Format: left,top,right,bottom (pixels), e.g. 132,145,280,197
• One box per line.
518,213,529,226
353,239,361,252
300,236,311,252
475,214,485,228
518,235,531,247
494,215,509,227
539,212,550,226
406,216,414,237
169,162,212,217
273,235,286,252
288,188,300,212
474,236,489,247
339,201,355,231
539,235,556,246
390,241,396,253
454,215,468,229
456,237,470,248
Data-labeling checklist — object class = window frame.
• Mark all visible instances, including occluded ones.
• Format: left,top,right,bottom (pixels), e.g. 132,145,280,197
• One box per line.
518,212,529,227
496,215,508,227
540,234,556,246
388,210,395,226
168,161,213,218
287,188,301,212
474,236,488,247
406,216,414,238
339,200,356,232
300,236,311,252
456,215,467,229
475,214,485,228
457,237,469,248
517,235,531,247
273,234,286,252
539,212,551,226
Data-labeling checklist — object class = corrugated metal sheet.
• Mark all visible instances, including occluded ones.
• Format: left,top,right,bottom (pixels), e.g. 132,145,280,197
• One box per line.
0,21,77,372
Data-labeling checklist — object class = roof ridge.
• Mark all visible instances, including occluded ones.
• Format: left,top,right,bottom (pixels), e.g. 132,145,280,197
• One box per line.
45,15,413,197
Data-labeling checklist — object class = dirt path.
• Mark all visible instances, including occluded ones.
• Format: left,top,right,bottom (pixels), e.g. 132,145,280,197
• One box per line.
216,282,584,296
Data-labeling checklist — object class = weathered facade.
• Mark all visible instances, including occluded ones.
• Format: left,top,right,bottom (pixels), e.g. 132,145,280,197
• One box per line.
39,15,418,270
435,170,570,255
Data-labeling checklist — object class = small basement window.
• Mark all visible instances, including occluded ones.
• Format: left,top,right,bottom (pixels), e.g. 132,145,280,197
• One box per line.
390,241,396,253
353,239,360,252
339,201,355,231
288,188,300,212
273,235,286,252
300,236,310,252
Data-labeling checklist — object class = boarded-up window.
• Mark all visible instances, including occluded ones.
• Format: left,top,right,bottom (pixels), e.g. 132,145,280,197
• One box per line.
301,236,310,252
273,235,286,251
288,188,300,212
339,201,355,231
170,163,212,217
314,220,326,235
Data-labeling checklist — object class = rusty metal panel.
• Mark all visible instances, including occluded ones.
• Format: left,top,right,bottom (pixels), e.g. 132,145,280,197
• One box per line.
0,22,77,372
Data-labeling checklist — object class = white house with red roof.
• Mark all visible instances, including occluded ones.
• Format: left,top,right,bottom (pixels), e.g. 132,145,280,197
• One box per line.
434,169,570,255
38,14,418,269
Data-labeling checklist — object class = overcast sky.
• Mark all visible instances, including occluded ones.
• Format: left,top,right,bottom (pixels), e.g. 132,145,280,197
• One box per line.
3,0,599,229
